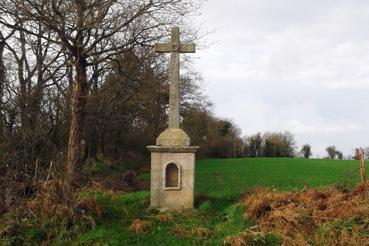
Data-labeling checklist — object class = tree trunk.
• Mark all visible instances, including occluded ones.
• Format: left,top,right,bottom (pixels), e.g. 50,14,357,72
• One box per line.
0,32,5,136
65,0,88,184
29,25,44,131
65,57,88,183
18,29,29,135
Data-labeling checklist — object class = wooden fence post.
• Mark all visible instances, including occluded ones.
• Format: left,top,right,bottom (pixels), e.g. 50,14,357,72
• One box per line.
359,148,366,183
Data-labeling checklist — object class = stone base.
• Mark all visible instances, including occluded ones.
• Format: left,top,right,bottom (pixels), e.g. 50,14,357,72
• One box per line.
147,145,199,211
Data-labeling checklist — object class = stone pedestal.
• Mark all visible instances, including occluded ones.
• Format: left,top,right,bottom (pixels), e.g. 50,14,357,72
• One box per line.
147,128,198,211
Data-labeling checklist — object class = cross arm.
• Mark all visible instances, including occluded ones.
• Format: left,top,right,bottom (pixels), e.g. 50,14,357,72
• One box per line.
155,43,171,53
180,44,196,53
155,43,196,53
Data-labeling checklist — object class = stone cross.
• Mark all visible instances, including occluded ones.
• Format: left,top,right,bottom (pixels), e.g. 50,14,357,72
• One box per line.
155,27,196,129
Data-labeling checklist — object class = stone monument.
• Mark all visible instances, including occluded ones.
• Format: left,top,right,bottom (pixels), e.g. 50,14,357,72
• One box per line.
147,27,199,211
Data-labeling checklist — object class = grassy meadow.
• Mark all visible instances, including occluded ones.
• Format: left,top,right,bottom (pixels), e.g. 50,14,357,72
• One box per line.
2,158,366,245
196,158,362,197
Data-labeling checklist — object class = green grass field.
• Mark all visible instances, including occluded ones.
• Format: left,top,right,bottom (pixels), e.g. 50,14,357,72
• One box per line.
71,158,365,245
3,158,366,245
196,158,363,198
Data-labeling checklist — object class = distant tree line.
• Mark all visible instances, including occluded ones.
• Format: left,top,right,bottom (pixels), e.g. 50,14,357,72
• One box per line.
183,110,244,159
243,131,296,158
325,146,343,160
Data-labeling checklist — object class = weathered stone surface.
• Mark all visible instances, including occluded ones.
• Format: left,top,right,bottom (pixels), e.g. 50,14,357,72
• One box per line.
147,145,199,153
155,128,191,146
148,148,197,211
155,27,195,129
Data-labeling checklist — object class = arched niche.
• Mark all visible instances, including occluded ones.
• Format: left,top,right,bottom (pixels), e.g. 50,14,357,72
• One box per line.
164,163,181,190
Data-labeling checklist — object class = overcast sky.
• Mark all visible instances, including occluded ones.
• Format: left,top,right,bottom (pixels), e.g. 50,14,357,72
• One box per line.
191,0,369,157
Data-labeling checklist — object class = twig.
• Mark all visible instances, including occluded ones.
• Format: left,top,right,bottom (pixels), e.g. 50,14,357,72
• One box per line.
33,158,39,183
46,161,53,181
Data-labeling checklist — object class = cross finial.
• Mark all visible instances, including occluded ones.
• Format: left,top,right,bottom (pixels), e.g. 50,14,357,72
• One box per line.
155,27,196,129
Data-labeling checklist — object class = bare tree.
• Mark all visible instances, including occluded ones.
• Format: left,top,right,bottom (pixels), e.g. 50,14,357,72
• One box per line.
0,0,201,184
